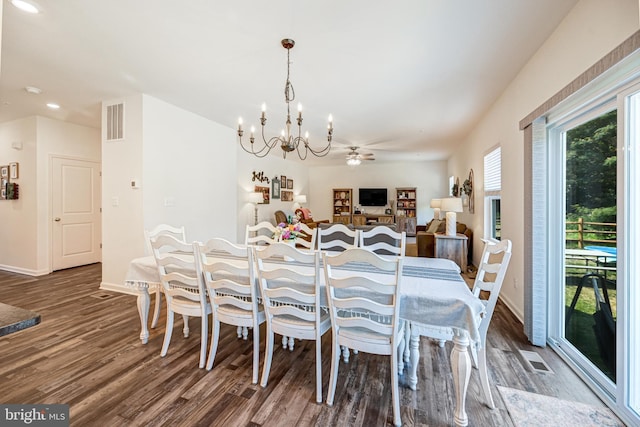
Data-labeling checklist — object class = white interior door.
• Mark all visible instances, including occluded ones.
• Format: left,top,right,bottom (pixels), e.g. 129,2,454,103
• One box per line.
52,157,101,270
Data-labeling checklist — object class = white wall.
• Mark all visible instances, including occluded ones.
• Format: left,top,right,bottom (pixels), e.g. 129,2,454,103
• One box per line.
308,161,448,226
101,94,238,289
448,0,639,320
0,116,100,275
142,96,237,243
236,149,310,242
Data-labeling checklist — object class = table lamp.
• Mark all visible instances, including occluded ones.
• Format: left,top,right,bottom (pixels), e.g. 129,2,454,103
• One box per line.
294,194,307,209
440,197,463,236
430,198,442,220
247,192,264,225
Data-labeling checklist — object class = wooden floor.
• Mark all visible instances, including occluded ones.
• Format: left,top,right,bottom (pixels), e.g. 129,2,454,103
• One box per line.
0,263,607,426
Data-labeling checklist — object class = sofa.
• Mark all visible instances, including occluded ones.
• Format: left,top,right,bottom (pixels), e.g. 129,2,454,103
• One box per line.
416,219,473,265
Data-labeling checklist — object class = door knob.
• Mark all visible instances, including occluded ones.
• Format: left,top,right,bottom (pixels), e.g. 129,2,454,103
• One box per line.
54,217,61,222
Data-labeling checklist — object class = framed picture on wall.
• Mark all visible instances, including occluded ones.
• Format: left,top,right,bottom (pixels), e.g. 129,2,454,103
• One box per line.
281,190,293,202
0,165,8,179
272,177,280,199
255,185,270,204
280,175,286,186
287,179,293,189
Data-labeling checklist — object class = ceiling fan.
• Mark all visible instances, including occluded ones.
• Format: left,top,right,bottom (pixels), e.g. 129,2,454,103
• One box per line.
346,146,375,166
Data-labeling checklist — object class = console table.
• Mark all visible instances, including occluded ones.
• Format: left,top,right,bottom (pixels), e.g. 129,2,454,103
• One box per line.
352,213,395,226
435,233,468,272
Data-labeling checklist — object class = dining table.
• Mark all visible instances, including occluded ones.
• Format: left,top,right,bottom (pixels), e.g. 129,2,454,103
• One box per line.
121,248,485,427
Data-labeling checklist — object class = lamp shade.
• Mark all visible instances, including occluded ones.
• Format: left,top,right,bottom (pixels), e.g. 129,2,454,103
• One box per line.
430,198,442,208
247,192,263,204
294,194,307,204
440,197,463,213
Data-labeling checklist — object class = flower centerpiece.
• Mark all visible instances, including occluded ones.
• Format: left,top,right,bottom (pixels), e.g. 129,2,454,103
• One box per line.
274,222,302,241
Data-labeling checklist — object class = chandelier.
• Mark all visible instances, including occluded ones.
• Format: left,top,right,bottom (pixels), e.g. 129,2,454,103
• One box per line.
237,39,333,160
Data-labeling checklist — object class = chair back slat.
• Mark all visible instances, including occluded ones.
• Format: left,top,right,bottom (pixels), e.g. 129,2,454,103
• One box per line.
253,242,322,324
323,248,403,343
472,239,512,337
318,224,358,251
245,221,279,246
198,238,259,312
295,222,317,250
145,224,186,255
359,226,406,256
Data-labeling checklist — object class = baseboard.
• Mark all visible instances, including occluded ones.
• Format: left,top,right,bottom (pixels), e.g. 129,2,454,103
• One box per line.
100,281,140,297
0,264,50,276
498,293,524,324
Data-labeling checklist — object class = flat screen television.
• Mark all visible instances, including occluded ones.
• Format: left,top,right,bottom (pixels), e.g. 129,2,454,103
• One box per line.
359,188,388,206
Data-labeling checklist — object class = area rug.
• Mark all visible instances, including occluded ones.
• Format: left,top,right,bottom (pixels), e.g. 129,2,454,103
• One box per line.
498,386,625,427
0,302,41,337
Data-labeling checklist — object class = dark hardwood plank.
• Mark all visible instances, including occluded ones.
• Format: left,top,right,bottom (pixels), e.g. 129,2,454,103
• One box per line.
0,264,606,426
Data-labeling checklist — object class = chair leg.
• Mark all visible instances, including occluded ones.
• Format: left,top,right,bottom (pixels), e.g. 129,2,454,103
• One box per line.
161,310,174,357
403,321,411,363
182,314,190,337
315,336,323,403
391,346,402,427
341,345,350,363
397,332,405,375
477,346,495,409
260,330,274,388
206,317,220,371
199,314,208,369
151,289,162,329
326,337,340,406
469,341,479,369
252,323,260,384
282,335,288,349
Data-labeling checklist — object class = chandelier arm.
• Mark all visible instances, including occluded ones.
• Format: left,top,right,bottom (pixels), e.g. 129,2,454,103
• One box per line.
238,130,281,158
293,136,309,160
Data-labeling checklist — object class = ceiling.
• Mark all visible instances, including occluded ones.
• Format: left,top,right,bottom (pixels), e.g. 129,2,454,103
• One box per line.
0,0,579,165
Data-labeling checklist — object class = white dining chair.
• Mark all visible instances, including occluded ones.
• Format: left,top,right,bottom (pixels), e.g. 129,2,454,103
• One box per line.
197,238,265,383
469,238,512,408
359,225,406,256
322,248,405,426
253,242,330,403
295,222,317,250
151,235,211,369
245,221,279,246
144,224,187,329
317,223,358,252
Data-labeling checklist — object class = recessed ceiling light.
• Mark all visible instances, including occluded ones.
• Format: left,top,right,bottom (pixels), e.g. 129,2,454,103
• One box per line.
11,0,40,14
46,103,60,110
25,86,42,94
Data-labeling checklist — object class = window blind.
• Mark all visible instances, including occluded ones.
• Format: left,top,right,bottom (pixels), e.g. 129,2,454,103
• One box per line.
484,146,501,195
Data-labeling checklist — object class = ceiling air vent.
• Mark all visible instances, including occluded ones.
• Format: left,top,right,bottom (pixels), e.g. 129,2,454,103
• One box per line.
106,102,124,141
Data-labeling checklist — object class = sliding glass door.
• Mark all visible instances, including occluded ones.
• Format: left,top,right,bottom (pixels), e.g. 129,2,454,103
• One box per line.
547,77,640,424
561,108,617,388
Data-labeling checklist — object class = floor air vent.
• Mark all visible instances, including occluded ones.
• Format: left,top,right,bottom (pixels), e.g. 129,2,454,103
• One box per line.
90,292,114,300
518,349,554,374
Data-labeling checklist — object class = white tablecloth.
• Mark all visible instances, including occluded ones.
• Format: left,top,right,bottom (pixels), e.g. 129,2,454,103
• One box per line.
124,252,484,344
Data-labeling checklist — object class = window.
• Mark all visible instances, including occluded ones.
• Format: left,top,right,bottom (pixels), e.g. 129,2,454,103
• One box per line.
484,146,501,240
